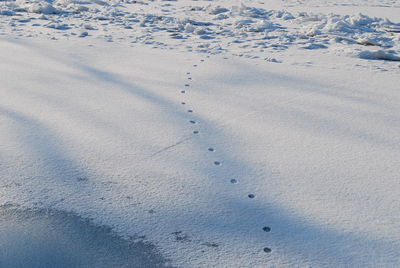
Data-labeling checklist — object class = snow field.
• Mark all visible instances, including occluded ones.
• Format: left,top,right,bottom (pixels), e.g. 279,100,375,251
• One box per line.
1,0,400,267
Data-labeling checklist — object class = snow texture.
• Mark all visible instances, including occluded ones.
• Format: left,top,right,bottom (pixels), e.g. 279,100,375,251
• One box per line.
0,0,400,267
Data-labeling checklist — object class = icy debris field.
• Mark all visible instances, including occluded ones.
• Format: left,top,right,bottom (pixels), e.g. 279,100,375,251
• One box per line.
1,0,400,62
0,0,400,267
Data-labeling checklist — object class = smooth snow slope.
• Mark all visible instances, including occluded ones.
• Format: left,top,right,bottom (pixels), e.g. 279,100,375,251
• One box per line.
1,35,399,267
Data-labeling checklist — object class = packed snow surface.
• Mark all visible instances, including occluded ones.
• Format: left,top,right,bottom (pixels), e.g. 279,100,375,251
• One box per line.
0,0,399,267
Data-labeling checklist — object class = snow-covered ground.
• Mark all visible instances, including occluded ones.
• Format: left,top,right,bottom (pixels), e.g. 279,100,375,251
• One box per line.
0,205,172,267
0,0,399,267
1,0,400,62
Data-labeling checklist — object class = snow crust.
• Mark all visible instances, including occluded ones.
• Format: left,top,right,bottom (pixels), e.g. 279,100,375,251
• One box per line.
0,0,400,267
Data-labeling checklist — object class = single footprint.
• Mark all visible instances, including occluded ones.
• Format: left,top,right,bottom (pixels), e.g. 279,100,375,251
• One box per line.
262,226,271,232
172,231,192,242
202,242,218,248
248,194,256,199
263,247,272,253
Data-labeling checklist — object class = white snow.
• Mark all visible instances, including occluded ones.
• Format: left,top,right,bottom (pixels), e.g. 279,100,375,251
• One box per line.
0,0,399,267
359,49,400,61
1,0,399,60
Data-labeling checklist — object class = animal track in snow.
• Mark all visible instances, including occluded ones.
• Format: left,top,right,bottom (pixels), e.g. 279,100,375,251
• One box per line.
180,60,272,255
172,231,192,243
263,247,272,253
202,242,219,248
263,226,271,232
77,177,88,182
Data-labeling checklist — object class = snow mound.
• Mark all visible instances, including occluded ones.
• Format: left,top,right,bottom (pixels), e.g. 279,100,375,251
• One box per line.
359,50,400,61
16,0,60,14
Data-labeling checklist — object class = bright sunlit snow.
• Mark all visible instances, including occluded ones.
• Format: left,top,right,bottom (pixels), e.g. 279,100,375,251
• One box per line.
0,0,399,267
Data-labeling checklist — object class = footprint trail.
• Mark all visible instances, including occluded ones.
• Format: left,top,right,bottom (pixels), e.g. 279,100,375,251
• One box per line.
177,57,273,255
